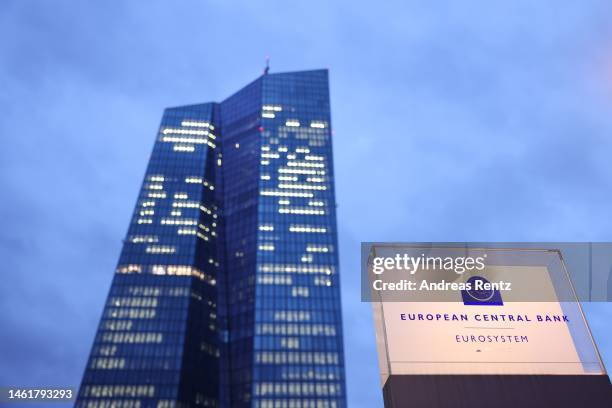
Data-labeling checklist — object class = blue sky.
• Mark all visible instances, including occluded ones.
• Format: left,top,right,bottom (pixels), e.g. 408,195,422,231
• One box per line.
1,1,612,406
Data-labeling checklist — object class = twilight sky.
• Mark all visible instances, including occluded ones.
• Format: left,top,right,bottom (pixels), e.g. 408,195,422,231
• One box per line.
1,1,612,406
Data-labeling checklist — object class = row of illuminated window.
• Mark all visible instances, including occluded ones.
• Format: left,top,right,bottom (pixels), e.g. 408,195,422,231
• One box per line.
261,153,325,162
278,369,342,382
281,337,300,349
145,246,176,254
96,345,117,356
146,174,214,189
263,105,283,112
289,225,327,233
261,190,314,198
273,311,311,322
278,208,325,216
130,225,212,237
77,399,177,408
108,297,159,308
100,332,163,344
279,168,326,175
301,254,314,263
80,385,154,398
255,351,340,365
258,275,292,285
185,176,216,191
259,244,275,251
107,309,157,319
261,179,327,191
99,320,199,336
161,127,212,136
161,135,212,145
284,161,325,169
88,358,185,372
259,264,333,275
150,265,216,283
129,235,157,243
277,125,328,137
181,120,214,129
160,218,197,225
103,308,197,322
171,201,199,208
146,183,164,190
259,114,328,129
257,244,332,253
90,358,126,370
139,209,154,217
276,169,327,178
113,286,190,298
115,265,216,285
256,323,337,337
260,224,328,233
278,183,327,191
257,275,332,288
254,399,340,408
173,144,194,152
254,381,341,397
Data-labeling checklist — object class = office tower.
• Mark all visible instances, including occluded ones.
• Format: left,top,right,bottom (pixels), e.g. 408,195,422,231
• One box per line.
76,69,347,408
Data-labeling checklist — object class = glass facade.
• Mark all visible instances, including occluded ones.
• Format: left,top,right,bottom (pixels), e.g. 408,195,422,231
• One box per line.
77,69,346,408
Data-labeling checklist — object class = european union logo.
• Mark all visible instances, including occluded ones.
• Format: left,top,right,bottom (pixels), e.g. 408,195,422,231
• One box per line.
462,276,503,306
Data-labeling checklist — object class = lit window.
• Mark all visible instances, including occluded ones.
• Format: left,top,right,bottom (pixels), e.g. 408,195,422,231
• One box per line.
261,190,313,198
145,245,176,254
173,145,195,152
278,176,297,181
279,208,325,215
286,161,325,168
289,225,327,233
162,127,208,136
161,136,209,144
263,105,282,112
181,120,211,128
304,155,324,161
306,245,331,253
278,183,327,191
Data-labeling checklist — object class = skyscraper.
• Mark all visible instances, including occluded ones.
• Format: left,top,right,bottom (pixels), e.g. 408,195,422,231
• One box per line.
76,69,346,408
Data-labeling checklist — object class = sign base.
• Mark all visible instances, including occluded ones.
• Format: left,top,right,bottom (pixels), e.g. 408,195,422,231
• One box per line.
383,374,611,407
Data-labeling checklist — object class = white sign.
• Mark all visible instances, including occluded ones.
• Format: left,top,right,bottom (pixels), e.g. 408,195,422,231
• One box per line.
371,248,605,384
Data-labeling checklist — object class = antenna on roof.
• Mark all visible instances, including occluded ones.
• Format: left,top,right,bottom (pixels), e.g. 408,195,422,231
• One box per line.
264,56,270,75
